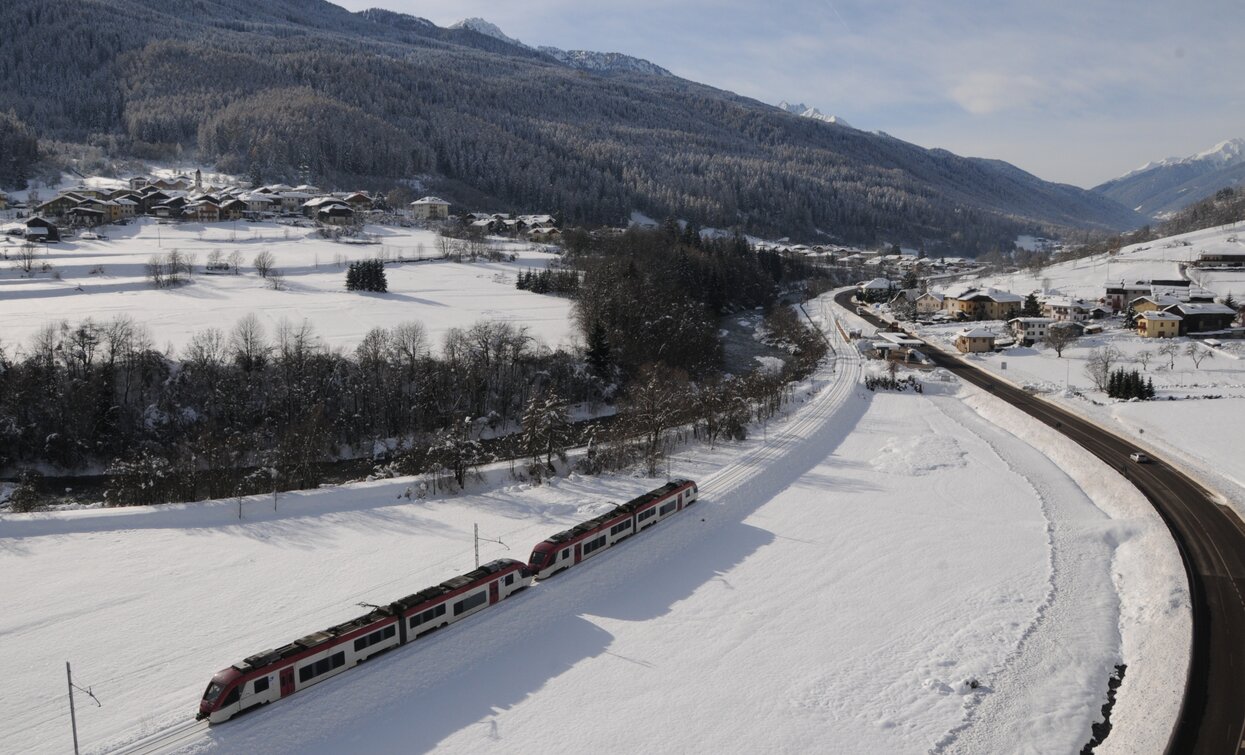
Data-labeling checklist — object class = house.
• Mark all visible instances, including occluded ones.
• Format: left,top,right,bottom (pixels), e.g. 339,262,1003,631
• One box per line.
1129,294,1183,314
316,202,354,225
220,198,246,221
887,289,920,309
1193,250,1245,268
1007,317,1055,346
914,291,944,315
36,193,87,218
943,286,1023,320
955,327,996,353
0,190,9,210
24,216,60,242
67,204,107,226
152,177,190,191
1162,302,1237,335
340,191,374,211
857,277,894,300
1041,296,1092,322
128,176,150,191
411,196,451,220
184,200,221,222
528,227,562,241
1104,281,1153,312
1136,311,1181,338
241,192,275,215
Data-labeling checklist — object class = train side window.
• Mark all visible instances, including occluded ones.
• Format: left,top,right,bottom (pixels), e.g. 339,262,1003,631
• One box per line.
505,574,514,586
561,548,570,560
222,685,240,707
254,677,270,694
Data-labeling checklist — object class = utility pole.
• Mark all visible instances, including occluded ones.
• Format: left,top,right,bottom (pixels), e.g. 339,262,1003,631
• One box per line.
473,523,508,568
67,662,77,755
66,661,100,755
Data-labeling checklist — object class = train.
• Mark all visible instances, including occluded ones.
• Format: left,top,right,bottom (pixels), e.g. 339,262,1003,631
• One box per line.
196,479,698,724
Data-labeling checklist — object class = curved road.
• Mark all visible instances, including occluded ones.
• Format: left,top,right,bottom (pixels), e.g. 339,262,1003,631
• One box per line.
836,291,1245,754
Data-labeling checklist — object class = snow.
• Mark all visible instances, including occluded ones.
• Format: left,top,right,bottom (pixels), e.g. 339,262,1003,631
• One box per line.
0,219,576,354
0,291,1187,754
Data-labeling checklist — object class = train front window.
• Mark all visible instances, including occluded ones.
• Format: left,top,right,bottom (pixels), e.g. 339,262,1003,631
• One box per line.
529,551,546,566
202,682,224,703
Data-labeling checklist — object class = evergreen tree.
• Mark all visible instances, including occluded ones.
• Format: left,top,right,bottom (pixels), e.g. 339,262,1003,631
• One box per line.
1022,293,1042,317
520,390,573,473
585,319,612,381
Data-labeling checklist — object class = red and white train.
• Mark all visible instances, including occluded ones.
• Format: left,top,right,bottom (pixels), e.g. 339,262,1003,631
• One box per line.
197,479,698,724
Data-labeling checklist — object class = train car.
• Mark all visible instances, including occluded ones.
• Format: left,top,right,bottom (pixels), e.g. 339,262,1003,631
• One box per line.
527,479,698,580
197,558,530,723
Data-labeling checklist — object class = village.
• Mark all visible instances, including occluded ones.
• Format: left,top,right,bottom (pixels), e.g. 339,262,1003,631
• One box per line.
0,171,564,243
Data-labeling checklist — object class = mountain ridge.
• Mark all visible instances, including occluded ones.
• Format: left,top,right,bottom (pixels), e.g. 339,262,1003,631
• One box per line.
1093,138,1245,218
0,0,1141,251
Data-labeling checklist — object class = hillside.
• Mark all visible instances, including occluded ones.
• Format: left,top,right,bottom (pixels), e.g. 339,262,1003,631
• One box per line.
1093,138,1245,218
0,0,1142,251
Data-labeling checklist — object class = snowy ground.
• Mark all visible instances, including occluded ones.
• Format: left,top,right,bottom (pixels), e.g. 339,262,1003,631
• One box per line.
0,219,576,355
0,295,1187,754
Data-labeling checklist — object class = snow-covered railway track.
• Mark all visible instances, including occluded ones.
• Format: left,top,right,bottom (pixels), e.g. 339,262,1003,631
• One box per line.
108,719,208,755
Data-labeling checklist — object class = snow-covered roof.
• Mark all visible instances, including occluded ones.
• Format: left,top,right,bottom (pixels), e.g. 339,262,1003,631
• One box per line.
412,196,450,205
1138,311,1181,321
1164,302,1236,316
1008,317,1054,324
858,277,892,290
957,328,995,339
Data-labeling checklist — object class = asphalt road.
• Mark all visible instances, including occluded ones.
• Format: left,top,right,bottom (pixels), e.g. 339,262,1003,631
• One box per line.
836,290,1245,754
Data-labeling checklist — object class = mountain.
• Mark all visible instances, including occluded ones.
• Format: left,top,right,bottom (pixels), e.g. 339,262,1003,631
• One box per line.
778,101,853,129
450,18,528,49
0,0,1142,252
1093,138,1245,218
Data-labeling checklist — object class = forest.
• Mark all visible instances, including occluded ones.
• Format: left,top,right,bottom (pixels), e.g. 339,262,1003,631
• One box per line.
0,228,830,508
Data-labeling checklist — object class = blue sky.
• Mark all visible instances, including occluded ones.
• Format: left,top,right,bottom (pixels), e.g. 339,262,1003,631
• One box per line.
335,0,1244,188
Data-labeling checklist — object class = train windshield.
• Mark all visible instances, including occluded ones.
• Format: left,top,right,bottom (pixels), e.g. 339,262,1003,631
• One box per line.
529,551,546,566
202,681,224,703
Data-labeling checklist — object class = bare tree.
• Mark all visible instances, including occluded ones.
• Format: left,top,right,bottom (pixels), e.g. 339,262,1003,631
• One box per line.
1043,325,1078,357
267,269,286,290
1084,345,1122,391
13,240,38,274
1186,342,1215,369
1135,349,1153,371
185,327,228,370
1158,340,1181,369
230,313,269,371
253,250,275,278
228,250,244,274
145,254,166,287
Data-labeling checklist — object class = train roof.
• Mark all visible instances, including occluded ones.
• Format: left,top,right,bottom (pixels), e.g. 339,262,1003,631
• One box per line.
230,559,523,673
539,480,695,546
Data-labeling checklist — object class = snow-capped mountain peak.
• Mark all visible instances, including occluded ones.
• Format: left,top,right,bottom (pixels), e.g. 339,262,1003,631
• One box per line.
777,101,853,129
1193,137,1245,165
450,18,529,49
1122,137,1245,179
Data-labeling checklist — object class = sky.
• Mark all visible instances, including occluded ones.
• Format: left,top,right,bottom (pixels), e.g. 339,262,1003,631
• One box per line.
331,0,1245,188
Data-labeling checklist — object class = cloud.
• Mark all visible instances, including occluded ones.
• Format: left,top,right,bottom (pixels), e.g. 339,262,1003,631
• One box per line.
949,72,1050,115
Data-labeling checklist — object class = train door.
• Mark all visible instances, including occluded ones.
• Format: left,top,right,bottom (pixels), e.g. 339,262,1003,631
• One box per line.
280,667,295,697
574,542,582,564
489,580,500,604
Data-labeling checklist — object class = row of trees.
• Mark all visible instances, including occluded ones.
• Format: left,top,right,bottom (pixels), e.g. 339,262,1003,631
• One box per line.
515,268,579,295
1106,369,1156,400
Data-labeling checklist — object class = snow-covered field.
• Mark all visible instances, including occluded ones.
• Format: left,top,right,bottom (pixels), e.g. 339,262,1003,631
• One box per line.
0,219,576,354
0,297,1187,754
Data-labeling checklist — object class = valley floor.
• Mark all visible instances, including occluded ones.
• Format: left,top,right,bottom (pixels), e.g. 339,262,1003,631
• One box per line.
0,298,1187,754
